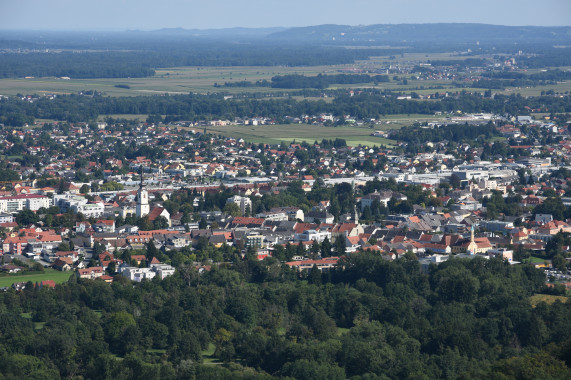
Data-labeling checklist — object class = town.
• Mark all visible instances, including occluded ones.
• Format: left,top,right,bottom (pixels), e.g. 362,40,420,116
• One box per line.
0,108,569,291
0,18,570,380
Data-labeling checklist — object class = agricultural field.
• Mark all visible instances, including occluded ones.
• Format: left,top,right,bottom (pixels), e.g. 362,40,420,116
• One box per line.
192,123,396,147
1,53,569,99
0,269,73,288
0,65,351,97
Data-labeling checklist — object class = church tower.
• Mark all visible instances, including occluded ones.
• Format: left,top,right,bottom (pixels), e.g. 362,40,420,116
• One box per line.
466,225,477,255
136,166,150,218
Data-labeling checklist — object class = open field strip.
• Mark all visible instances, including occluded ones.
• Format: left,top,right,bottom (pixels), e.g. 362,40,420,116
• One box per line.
191,123,396,147
0,269,73,288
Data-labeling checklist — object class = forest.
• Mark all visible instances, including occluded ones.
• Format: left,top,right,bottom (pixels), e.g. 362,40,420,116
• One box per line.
268,74,390,89
0,253,569,379
0,47,381,79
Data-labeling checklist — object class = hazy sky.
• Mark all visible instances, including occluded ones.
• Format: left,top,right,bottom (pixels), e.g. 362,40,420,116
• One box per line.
1,0,570,30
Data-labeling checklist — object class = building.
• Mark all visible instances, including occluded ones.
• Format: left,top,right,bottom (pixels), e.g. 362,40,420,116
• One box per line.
72,202,105,218
295,229,331,243
0,194,51,213
78,267,105,280
244,232,264,248
226,195,252,216
136,167,150,218
285,257,340,272
121,266,156,282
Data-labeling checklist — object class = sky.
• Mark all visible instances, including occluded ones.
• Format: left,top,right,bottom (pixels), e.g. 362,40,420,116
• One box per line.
1,0,570,31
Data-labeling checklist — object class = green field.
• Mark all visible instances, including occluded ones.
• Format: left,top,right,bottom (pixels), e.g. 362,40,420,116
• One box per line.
193,123,396,147
0,269,73,288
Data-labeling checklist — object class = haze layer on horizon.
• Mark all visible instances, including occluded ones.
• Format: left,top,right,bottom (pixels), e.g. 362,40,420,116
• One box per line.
1,0,570,31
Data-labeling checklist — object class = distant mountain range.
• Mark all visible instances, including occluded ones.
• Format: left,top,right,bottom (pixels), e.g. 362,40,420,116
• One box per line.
266,23,571,45
1,23,570,49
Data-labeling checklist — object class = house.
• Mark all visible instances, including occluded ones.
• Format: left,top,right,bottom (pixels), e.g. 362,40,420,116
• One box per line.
78,267,104,279
148,207,171,227
52,258,73,271
93,220,115,233
304,210,334,224
285,257,340,272
121,266,156,282
1,264,23,273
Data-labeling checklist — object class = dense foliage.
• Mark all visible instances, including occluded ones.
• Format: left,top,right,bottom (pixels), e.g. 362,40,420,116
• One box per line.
0,47,380,79
269,74,390,89
0,254,569,379
391,122,500,145
2,91,571,125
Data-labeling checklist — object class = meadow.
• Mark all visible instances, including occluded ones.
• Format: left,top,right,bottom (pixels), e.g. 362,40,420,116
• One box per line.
0,268,73,288
194,123,396,147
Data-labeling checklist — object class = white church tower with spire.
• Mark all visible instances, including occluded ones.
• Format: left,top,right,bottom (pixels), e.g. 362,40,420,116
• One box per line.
136,166,150,218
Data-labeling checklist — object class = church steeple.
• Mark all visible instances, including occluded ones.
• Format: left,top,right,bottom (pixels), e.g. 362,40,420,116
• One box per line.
136,165,150,218
467,224,476,255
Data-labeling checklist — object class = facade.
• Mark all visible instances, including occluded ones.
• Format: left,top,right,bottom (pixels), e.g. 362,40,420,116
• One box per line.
78,267,104,279
244,232,264,248
72,202,104,218
286,257,340,272
0,194,51,213
295,229,331,243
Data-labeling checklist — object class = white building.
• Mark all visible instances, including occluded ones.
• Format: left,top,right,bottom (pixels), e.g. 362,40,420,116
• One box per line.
121,267,156,282
295,229,331,243
136,174,150,218
0,194,51,213
150,262,175,279
72,202,105,218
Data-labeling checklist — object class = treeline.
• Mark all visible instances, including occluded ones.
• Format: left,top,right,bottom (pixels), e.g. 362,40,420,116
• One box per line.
481,69,571,82
2,92,571,125
218,73,390,89
0,254,569,379
472,70,571,90
391,123,500,145
0,46,381,79
269,73,390,89
0,52,156,79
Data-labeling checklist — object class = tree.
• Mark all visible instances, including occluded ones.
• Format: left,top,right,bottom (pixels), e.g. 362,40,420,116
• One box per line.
223,202,241,217
308,265,322,285
152,216,169,229
80,184,90,194
311,240,320,258
104,311,136,354
15,209,39,226
335,235,347,257
321,237,332,258
146,241,159,261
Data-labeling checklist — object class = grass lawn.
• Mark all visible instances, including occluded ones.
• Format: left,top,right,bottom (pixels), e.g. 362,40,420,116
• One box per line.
0,269,73,288
530,294,569,307
524,256,548,264
201,343,222,365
